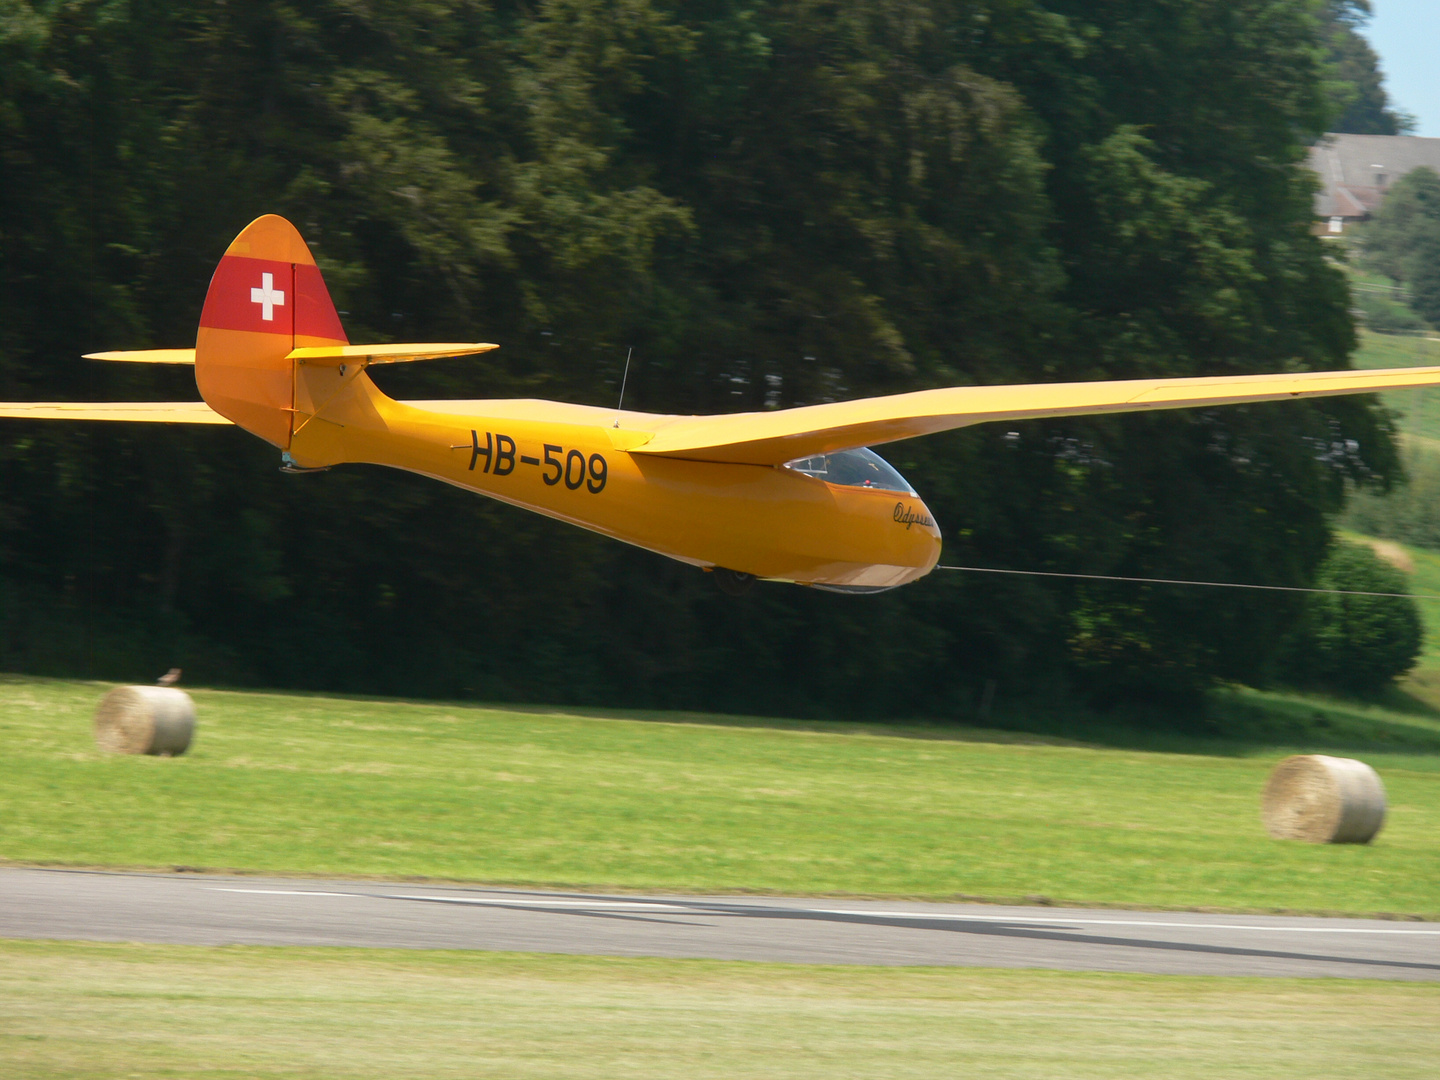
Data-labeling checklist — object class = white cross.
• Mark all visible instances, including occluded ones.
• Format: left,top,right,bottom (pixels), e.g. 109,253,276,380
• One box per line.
250,272,286,322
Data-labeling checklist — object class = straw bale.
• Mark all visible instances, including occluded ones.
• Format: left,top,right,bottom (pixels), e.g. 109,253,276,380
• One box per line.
93,686,196,756
1261,754,1385,844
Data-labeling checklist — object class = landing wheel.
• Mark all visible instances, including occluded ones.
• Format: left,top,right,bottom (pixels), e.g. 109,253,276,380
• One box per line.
712,567,756,596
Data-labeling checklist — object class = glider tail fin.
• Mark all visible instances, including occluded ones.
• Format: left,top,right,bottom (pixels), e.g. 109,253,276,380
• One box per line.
194,214,350,449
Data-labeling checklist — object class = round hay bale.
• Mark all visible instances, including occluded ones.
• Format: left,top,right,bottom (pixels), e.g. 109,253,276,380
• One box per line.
93,686,196,756
1261,755,1385,844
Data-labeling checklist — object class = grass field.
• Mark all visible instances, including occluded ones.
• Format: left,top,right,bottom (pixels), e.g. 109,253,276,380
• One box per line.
3,675,1438,916
1,939,1436,1080
1352,329,1440,439
1395,541,1440,710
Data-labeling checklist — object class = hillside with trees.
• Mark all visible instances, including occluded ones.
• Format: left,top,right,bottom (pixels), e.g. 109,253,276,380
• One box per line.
0,0,1413,715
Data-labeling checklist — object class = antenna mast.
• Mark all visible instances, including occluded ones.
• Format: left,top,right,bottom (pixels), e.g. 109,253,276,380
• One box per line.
614,347,633,428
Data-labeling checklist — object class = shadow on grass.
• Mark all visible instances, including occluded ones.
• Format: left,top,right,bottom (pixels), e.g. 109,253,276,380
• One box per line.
481,690,1440,759
1196,687,1440,757
11,671,1440,760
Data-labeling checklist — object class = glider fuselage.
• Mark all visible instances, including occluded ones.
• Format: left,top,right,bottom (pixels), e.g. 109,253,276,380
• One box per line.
286,374,943,589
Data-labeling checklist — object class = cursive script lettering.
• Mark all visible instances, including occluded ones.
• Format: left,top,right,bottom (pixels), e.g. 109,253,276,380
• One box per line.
893,503,935,530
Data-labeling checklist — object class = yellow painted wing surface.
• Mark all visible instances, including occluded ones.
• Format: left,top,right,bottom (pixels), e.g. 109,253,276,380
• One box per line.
84,344,497,367
0,402,230,424
9,364,1440,450
84,349,197,364
289,342,497,366
626,365,1440,465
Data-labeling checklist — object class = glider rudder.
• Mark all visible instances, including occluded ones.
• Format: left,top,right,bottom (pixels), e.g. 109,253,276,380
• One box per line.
194,215,349,449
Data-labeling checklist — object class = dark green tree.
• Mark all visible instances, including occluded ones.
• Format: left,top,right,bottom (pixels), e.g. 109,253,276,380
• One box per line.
1277,541,1422,694
0,0,1405,714
1407,231,1440,329
1362,166,1440,285
1317,1,1414,135
1359,165,1440,330
956,0,1393,697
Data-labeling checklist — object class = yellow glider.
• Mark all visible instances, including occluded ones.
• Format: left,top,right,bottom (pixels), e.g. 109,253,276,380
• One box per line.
5,214,1440,592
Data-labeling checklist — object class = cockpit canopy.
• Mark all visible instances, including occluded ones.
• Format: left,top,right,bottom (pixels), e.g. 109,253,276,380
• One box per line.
784,447,916,495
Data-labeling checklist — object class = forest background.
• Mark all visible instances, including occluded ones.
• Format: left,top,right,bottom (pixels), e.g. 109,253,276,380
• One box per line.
0,0,1422,718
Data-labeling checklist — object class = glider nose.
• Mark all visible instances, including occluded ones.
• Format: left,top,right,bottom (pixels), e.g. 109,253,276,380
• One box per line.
816,490,940,591
895,495,942,579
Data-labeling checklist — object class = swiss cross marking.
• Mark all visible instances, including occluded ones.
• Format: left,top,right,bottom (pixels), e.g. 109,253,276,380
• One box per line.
251,272,286,322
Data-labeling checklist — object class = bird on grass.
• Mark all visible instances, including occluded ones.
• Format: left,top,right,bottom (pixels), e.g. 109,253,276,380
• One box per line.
156,668,182,687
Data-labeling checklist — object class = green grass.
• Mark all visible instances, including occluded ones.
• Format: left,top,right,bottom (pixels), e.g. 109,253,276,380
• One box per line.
3,676,1438,916
0,939,1435,1080
1348,265,1412,295
1351,329,1440,439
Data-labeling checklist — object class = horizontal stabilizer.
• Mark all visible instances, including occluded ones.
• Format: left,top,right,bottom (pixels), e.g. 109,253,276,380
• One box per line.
84,349,197,364
0,401,229,424
288,342,498,366
81,343,498,368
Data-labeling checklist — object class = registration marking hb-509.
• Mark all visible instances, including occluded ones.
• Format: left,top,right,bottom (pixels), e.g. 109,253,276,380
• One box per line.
454,430,607,492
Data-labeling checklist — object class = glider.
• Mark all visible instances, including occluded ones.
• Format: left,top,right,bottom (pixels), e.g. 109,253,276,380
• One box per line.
4,214,1440,593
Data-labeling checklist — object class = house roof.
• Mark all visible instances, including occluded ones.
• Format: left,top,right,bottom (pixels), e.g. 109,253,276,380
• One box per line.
1309,133,1440,218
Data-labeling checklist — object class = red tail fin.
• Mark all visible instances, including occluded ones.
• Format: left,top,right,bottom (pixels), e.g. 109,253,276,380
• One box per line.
194,215,348,448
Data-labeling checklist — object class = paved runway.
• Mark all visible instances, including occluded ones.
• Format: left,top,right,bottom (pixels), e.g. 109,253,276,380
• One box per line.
1,867,1436,980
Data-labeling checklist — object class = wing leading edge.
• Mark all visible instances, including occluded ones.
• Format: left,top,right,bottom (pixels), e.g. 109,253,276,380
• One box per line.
626,365,1440,465
8,364,1440,449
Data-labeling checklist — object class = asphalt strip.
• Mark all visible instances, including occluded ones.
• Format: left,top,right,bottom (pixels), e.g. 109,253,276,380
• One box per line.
209,887,1440,933
2,869,1434,979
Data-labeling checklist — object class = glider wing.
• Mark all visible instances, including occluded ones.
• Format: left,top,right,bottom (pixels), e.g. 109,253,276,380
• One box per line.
629,365,1440,465
0,401,230,424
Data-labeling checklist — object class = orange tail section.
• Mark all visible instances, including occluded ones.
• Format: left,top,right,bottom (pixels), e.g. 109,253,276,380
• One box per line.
195,215,349,448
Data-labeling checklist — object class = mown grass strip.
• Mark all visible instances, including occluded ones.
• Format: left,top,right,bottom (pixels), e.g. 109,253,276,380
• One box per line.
0,939,1435,1080
2,677,1437,915
1352,329,1440,439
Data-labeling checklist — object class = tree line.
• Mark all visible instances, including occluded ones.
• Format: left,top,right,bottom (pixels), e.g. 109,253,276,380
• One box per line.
0,0,1417,714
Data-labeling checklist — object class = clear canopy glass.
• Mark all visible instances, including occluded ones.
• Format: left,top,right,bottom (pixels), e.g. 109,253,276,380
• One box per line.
784,447,915,494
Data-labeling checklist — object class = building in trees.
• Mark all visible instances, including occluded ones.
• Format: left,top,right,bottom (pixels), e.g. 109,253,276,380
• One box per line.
1309,133,1440,234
